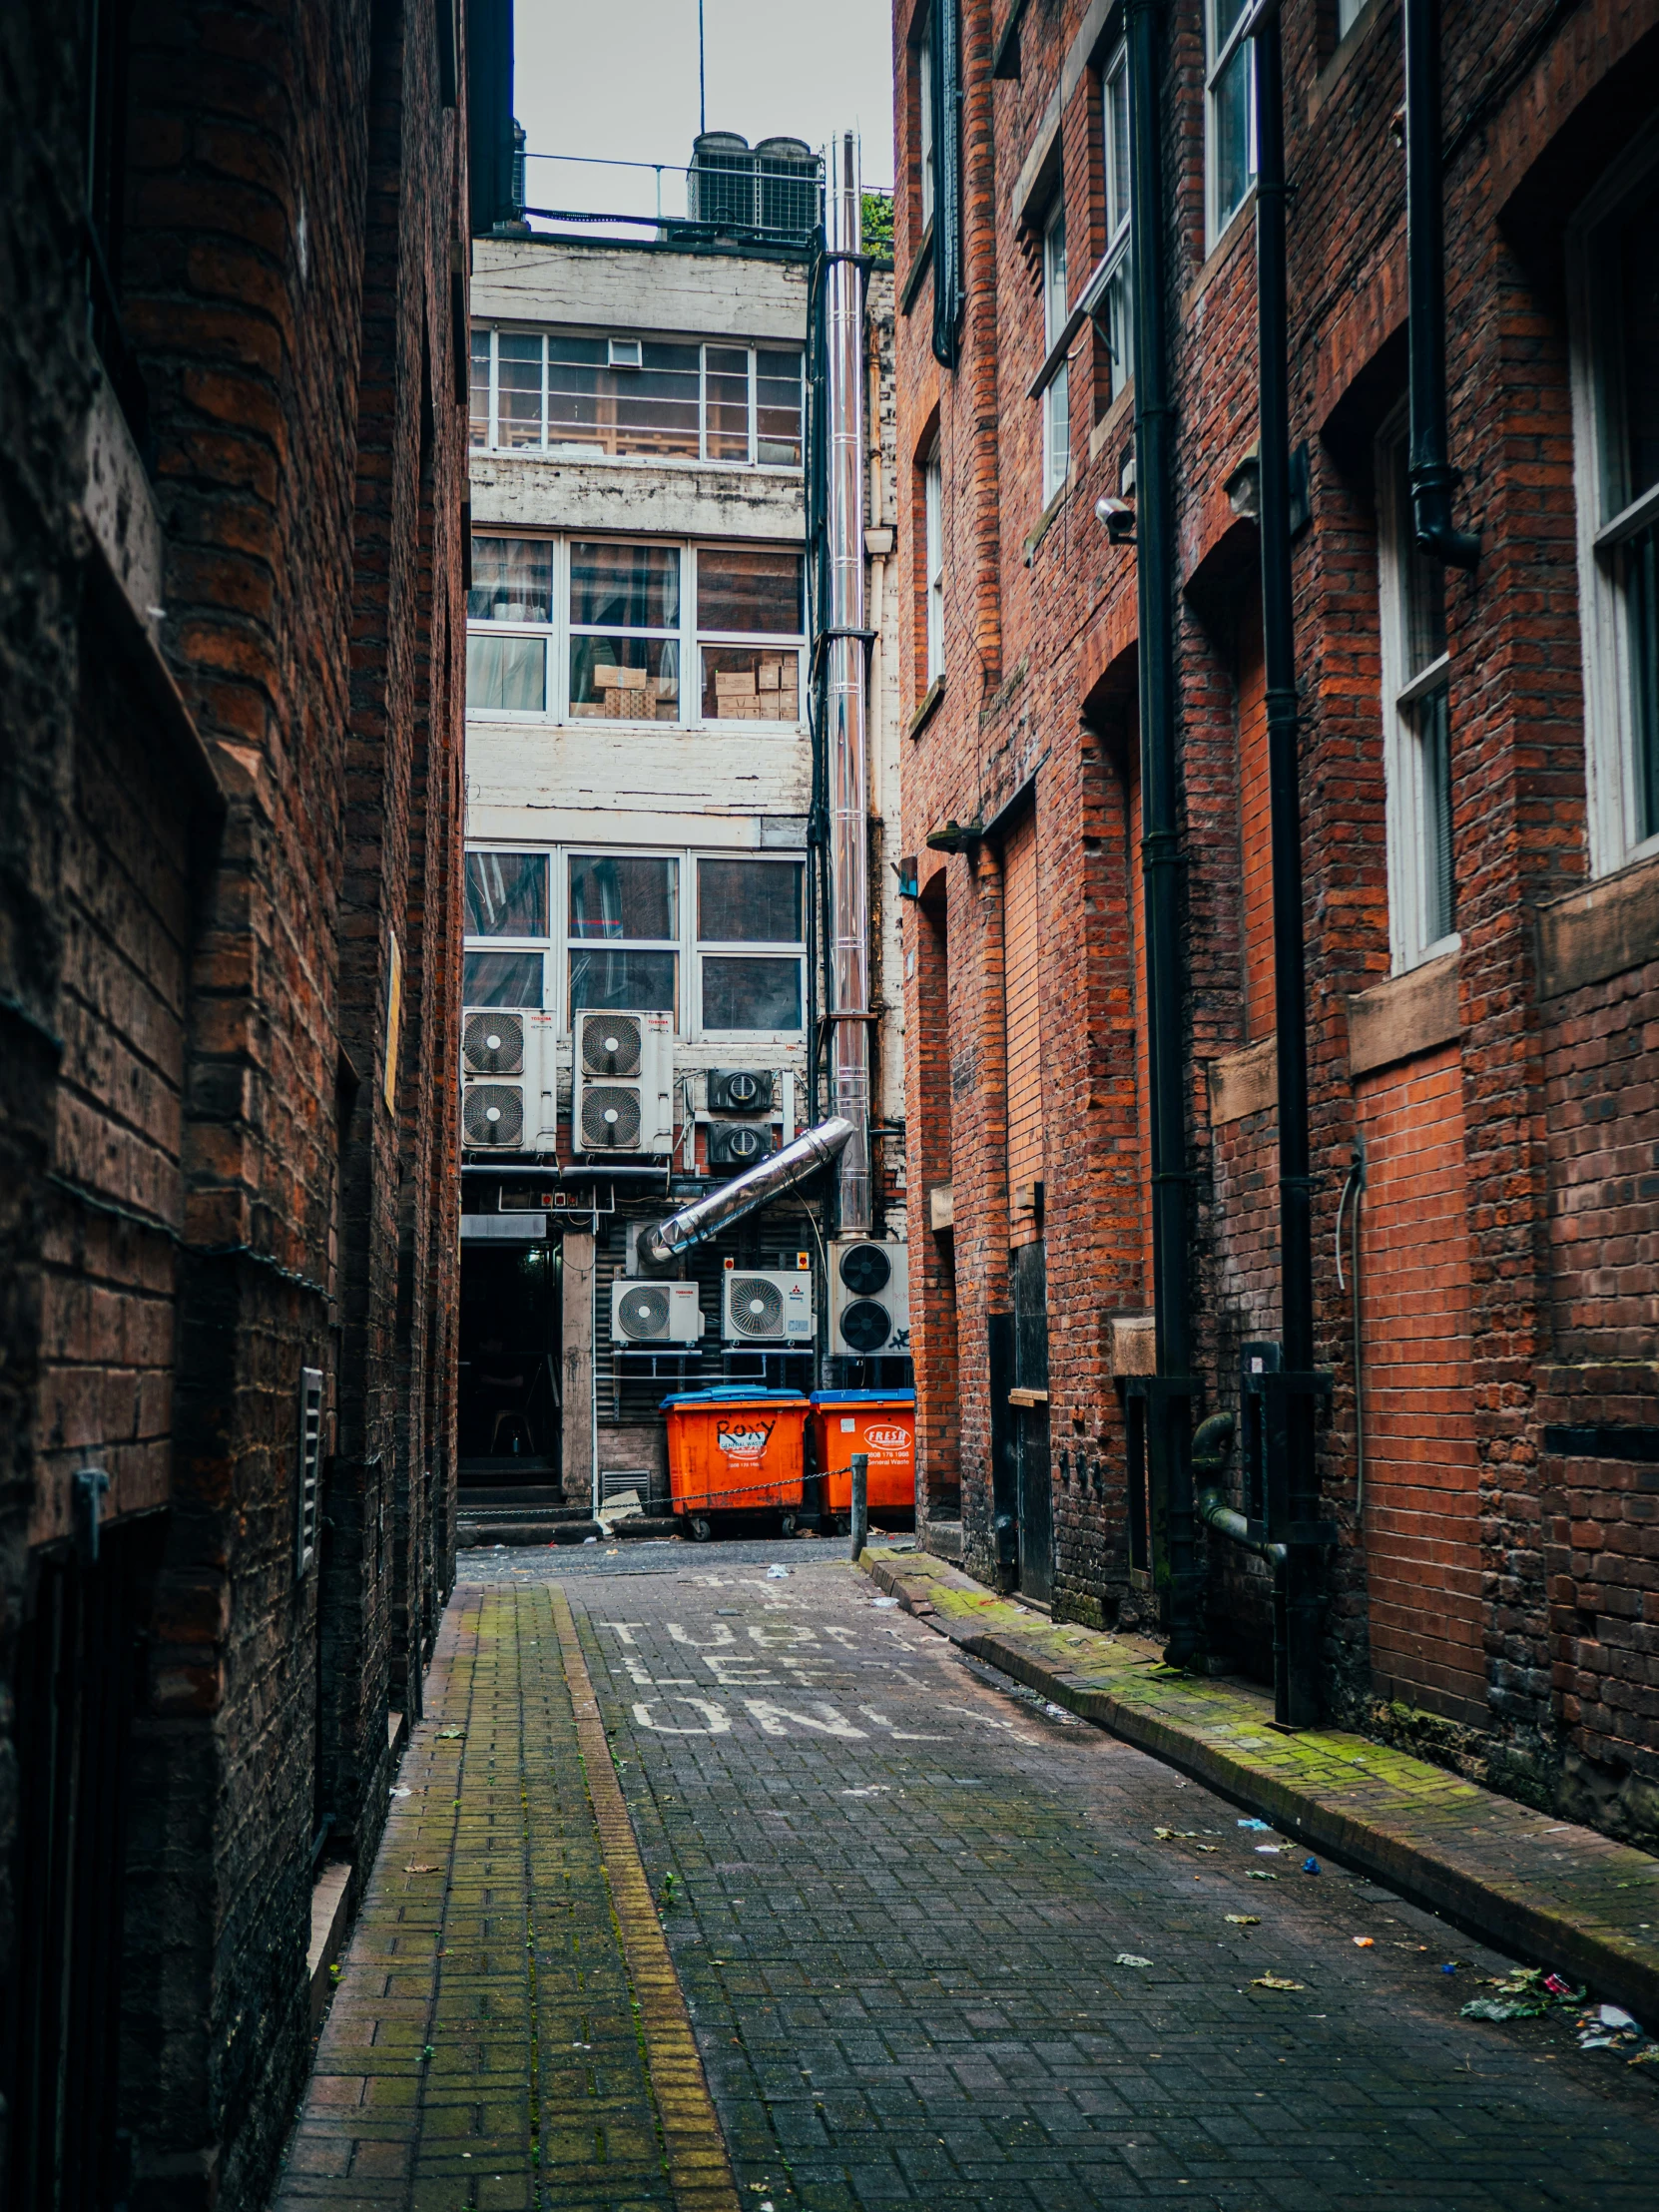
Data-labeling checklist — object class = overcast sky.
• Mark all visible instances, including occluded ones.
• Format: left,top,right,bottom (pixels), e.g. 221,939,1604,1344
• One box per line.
513,0,896,221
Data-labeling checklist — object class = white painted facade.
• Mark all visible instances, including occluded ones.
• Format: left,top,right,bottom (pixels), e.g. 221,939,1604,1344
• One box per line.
463,233,903,1161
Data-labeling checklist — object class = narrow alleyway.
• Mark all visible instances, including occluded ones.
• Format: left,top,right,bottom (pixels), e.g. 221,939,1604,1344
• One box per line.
276,1543,1659,2210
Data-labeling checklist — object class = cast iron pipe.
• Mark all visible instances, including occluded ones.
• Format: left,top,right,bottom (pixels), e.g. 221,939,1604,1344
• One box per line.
1192,1410,1288,1565
1251,8,1323,1728
1404,0,1479,567
1127,0,1199,1668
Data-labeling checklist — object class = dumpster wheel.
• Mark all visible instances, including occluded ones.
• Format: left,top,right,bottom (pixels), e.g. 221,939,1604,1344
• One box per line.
688,1514,713,1542
780,1511,798,1537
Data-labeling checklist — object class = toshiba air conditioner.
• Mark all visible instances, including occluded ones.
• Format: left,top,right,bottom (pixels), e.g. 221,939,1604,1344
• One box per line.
722,1264,815,1346
611,1279,706,1347
828,1240,910,1356
460,1008,557,1153
571,1009,675,1155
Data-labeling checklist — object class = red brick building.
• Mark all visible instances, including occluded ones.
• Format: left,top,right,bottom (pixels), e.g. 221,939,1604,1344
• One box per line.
893,0,1659,1846
0,3,493,2200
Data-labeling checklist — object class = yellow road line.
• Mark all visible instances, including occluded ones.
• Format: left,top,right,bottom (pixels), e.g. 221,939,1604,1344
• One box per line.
550,1586,742,2212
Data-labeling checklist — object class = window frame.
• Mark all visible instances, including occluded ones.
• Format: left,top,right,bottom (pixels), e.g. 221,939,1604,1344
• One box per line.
464,532,807,733
461,844,808,1042
1567,126,1659,878
1041,193,1071,504
461,846,553,1012
923,442,944,684
1099,38,1135,403
918,10,936,234
1205,0,1258,252
468,325,805,473
1377,404,1459,974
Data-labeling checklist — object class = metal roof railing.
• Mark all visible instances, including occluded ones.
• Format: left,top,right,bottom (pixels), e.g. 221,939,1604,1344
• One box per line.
518,146,826,249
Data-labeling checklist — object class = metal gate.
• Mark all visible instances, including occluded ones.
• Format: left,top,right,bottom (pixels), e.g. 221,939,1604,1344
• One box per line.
3,1540,139,2210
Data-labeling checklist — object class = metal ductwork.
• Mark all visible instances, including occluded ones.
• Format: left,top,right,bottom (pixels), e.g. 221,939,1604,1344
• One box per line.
823,131,872,1234
641,1117,854,1264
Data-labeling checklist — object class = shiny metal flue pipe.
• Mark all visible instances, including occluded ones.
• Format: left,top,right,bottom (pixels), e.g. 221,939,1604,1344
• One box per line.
642,1117,854,1263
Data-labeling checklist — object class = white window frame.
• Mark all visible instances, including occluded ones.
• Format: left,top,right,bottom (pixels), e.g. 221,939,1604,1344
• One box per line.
1337,0,1369,38
1042,194,1070,504
923,443,944,684
467,326,805,472
1378,404,1459,973
461,846,553,1014
1568,126,1659,878
464,533,807,733
918,12,935,234
1205,0,1257,253
461,845,808,1042
1100,40,1134,402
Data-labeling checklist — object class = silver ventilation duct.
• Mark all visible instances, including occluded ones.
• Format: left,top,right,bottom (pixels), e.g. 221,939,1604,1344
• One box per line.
823,131,871,1233
642,1117,854,1264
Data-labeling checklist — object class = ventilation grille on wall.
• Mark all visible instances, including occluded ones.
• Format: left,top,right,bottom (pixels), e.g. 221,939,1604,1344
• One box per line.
295,1367,324,1577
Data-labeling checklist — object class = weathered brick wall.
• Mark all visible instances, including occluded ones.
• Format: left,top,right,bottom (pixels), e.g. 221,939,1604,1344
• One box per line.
893,0,1659,1838
0,1,469,2202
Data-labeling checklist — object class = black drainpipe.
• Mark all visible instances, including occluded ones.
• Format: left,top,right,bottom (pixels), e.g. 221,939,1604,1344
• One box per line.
1127,0,1198,1666
1404,0,1479,568
1251,2,1326,1727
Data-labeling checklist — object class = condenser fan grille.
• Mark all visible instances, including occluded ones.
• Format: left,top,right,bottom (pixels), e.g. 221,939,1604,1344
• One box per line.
837,1242,892,1297
580,1013,642,1077
581,1084,642,1149
462,1011,524,1075
617,1287,670,1340
730,1277,785,1338
839,1298,892,1352
462,1083,524,1147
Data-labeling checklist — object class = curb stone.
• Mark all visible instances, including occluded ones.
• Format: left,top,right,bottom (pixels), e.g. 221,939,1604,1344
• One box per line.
859,1546,1659,2023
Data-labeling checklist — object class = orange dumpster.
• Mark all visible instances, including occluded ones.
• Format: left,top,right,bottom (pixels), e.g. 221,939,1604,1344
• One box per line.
660,1388,808,1529
809,1391,916,1515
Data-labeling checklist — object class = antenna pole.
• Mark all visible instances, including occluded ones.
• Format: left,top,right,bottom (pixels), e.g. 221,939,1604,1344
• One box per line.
698,0,706,137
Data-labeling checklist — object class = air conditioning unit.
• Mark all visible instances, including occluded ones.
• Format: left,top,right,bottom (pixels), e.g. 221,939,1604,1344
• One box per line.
708,1120,775,1171
611,1279,705,1347
829,1240,910,1356
572,1009,675,1155
461,1008,556,1153
708,1068,772,1113
722,1263,815,1346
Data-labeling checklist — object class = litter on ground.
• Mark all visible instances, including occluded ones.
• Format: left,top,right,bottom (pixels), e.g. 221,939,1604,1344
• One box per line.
1353,1936,1376,1948
1252,1974,1306,1991
1225,1914,1261,1927
767,1564,790,1578
1237,1818,1272,1832
1116,1953,1154,1968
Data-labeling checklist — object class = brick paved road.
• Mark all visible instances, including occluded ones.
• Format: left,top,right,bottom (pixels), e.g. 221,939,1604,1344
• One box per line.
277,1539,1659,2211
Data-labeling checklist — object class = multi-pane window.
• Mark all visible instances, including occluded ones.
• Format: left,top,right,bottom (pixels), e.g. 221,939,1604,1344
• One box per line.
463,849,550,1009
469,327,804,467
1571,136,1659,873
1378,409,1456,970
568,853,679,1017
918,11,935,232
923,445,944,684
1101,42,1134,402
1206,0,1257,248
465,535,806,728
1042,196,1070,504
462,848,806,1036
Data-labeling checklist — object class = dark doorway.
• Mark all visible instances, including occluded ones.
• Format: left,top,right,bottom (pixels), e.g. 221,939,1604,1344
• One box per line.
3,1531,146,2211
1011,1240,1052,1604
457,1237,561,1484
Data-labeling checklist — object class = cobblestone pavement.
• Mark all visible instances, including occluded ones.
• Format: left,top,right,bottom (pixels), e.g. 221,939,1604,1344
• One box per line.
276,1539,1659,2211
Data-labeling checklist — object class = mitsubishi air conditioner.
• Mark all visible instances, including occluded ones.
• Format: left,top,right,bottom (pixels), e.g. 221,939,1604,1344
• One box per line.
571,1009,675,1155
611,1279,706,1347
460,1008,556,1153
828,1240,910,1356
722,1263,815,1346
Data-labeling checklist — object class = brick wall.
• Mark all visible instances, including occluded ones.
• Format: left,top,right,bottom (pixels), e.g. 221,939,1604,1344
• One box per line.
1356,1047,1485,1727
0,1,471,2201
893,0,1659,1840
